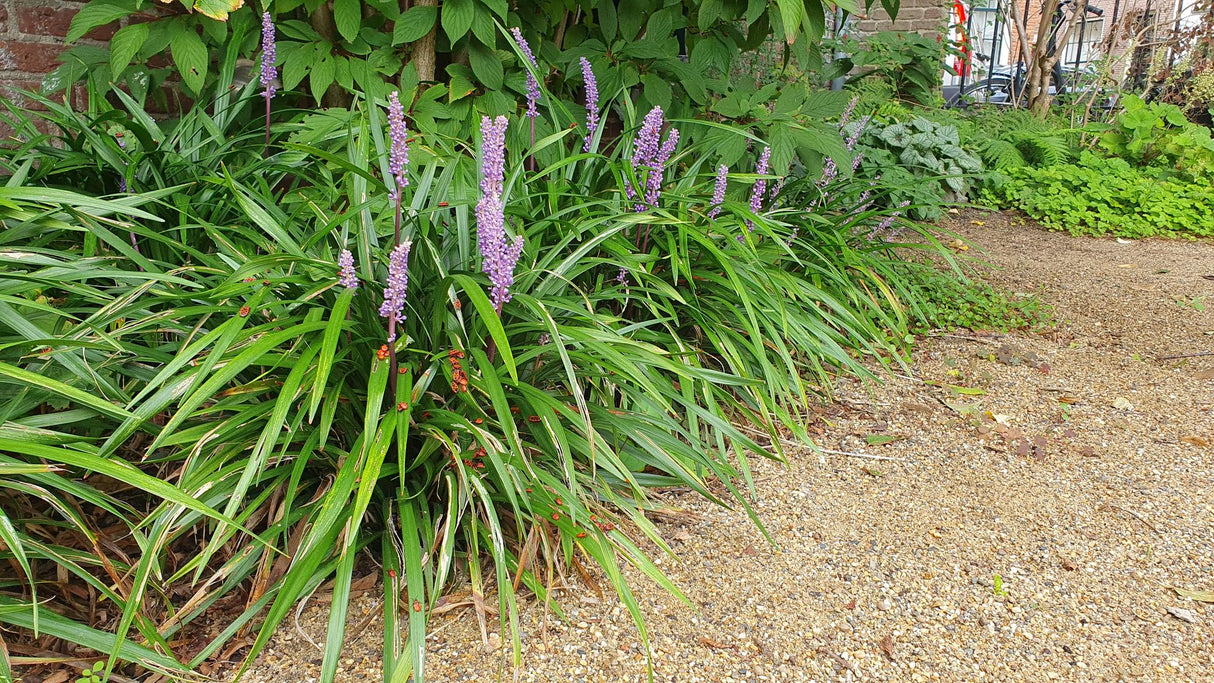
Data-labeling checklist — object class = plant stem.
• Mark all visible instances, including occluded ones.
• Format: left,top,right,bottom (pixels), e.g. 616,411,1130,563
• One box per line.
487,303,502,364
528,117,536,173
389,192,403,396
264,95,271,149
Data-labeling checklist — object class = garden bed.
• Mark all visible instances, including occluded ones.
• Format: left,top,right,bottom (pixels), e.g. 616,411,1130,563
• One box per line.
235,212,1214,681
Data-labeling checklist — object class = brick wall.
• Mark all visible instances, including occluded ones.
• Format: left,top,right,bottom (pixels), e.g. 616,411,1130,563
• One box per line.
0,0,114,112
854,0,956,36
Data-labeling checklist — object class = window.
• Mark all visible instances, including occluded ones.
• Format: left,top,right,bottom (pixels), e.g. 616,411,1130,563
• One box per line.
946,0,1014,86
1061,17,1104,70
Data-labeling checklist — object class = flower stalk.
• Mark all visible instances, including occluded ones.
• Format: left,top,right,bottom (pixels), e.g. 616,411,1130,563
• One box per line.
260,12,277,149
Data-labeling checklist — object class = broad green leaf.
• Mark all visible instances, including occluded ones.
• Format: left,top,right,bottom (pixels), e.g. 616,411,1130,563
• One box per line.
311,51,336,103
66,3,132,43
393,6,438,44
775,0,804,44
109,22,149,77
441,0,476,42
169,25,208,94
469,41,503,90
698,0,723,30
598,0,618,41
334,0,363,43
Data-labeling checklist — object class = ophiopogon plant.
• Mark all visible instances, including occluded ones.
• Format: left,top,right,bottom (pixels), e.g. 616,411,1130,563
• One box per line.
0,30,949,683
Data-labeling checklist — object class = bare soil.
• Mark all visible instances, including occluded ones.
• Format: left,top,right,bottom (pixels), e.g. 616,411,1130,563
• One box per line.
240,212,1214,682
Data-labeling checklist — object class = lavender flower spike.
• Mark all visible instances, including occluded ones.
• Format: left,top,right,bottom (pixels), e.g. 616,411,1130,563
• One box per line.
746,147,771,231
707,164,727,220
839,95,859,128
628,107,679,212
379,241,413,340
477,116,524,309
387,91,410,196
633,107,665,170
580,57,599,152
260,12,277,98
338,249,358,289
510,28,541,119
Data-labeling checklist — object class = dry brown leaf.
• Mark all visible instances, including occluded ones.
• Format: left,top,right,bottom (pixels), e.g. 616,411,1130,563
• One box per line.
1180,436,1210,448
878,635,896,661
1194,369,1214,380
1060,557,1077,571
699,636,735,650
350,572,378,593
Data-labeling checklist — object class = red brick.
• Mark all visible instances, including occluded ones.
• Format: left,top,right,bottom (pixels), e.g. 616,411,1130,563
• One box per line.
17,4,117,41
0,40,67,74
0,6,10,34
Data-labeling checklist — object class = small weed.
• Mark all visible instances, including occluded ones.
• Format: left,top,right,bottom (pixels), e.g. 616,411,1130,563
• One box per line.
77,667,105,683
993,574,1007,596
1176,295,1206,312
906,265,1050,333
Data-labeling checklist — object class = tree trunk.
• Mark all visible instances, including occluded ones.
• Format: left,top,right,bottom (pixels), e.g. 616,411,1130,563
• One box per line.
412,0,439,82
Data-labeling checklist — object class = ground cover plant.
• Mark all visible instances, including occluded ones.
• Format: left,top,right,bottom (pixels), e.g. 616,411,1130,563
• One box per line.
980,152,1214,238
0,11,971,683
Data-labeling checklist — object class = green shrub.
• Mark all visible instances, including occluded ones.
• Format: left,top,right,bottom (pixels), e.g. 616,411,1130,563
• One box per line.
981,152,1214,238
850,116,984,219
834,30,954,106
1098,94,1214,181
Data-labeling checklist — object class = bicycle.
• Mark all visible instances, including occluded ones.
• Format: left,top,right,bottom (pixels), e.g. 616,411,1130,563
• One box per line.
948,0,1104,108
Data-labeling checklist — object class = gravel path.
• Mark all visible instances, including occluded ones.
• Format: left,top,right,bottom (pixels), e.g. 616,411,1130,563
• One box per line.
240,213,1214,682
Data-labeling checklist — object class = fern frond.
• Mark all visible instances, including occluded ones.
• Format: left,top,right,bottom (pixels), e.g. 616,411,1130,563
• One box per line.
979,139,1028,170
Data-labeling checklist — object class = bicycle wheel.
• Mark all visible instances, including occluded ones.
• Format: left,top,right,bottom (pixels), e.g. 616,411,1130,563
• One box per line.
948,78,1016,108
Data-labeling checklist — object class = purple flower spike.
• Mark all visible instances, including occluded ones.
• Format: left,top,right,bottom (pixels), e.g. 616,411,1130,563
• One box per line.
839,95,859,127
746,147,771,231
338,249,358,289
379,240,413,340
580,57,599,152
477,115,524,309
260,12,277,99
633,107,665,170
387,91,410,196
627,107,679,212
707,164,727,220
479,115,507,198
510,28,541,119
845,115,869,151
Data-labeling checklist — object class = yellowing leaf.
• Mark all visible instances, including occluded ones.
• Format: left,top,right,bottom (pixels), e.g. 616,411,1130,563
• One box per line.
1173,587,1214,603
943,401,980,417
192,0,245,21
950,386,986,396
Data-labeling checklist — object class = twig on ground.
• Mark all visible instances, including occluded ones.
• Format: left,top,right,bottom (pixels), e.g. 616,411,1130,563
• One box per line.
928,332,1007,346
819,448,908,462
735,426,908,462
1099,502,1162,536
1157,352,1214,361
